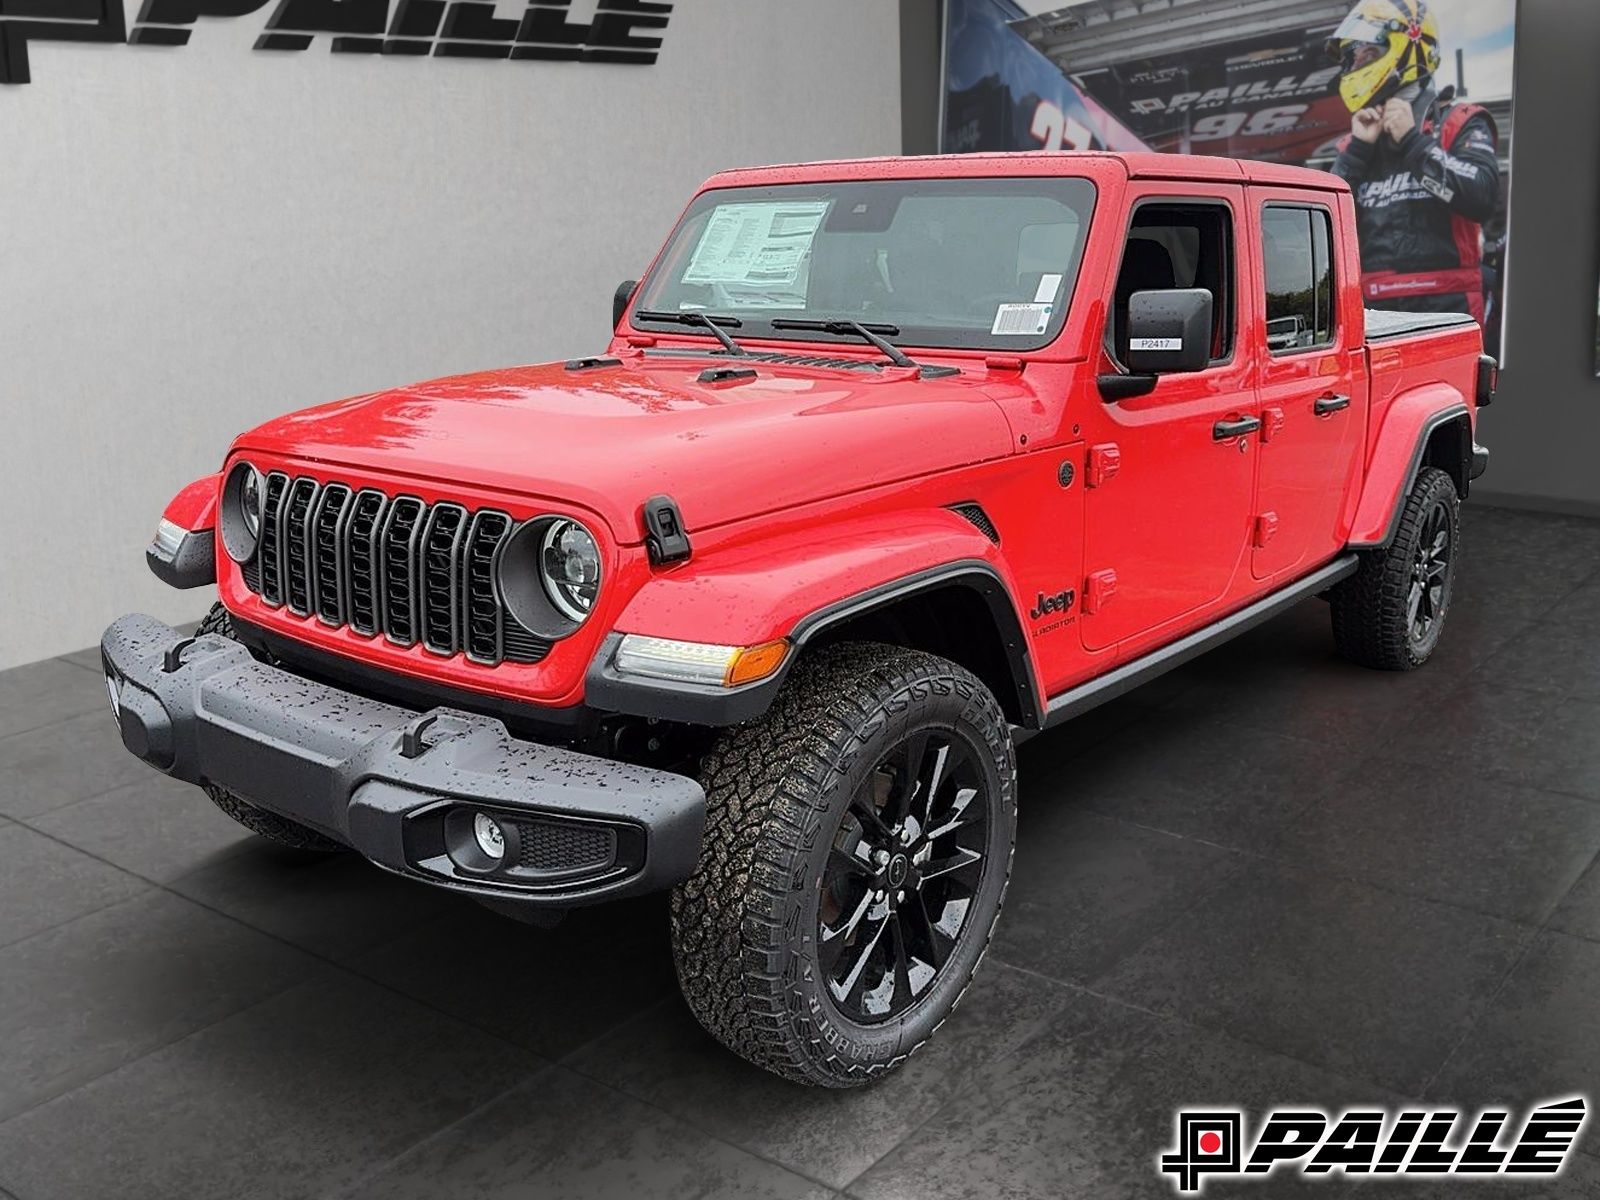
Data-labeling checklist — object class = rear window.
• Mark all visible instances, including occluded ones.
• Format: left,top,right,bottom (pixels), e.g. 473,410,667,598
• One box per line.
1261,206,1336,352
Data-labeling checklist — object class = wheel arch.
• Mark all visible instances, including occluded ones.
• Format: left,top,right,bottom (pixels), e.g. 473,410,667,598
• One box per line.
789,563,1042,728
1348,389,1472,549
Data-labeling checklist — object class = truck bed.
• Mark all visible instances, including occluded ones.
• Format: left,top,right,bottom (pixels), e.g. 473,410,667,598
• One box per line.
1364,309,1479,342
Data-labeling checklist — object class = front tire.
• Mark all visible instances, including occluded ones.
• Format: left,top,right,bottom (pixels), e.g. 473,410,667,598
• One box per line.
194,604,348,854
670,643,1016,1087
1331,466,1461,670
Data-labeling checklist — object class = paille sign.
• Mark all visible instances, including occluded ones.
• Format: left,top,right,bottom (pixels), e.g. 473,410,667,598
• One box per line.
0,0,671,84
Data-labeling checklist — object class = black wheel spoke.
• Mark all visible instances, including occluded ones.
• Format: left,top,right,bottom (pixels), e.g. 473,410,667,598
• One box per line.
818,726,993,1025
900,894,949,972
920,846,984,887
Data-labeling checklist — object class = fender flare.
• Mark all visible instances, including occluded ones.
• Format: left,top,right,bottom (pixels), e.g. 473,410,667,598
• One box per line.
162,473,221,532
584,511,1041,728
1347,390,1470,549
148,473,222,590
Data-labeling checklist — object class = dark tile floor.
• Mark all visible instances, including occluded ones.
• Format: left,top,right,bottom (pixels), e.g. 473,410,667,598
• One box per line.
1,505,1597,1199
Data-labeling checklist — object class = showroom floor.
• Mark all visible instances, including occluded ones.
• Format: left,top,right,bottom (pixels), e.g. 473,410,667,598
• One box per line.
0,505,1597,1200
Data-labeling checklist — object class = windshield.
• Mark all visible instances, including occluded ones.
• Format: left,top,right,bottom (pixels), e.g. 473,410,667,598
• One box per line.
633,176,1097,353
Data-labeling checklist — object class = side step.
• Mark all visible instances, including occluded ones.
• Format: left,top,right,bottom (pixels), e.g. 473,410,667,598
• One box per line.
1034,554,1360,733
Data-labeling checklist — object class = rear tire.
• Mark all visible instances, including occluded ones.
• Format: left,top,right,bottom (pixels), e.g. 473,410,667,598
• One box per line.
1331,466,1460,670
194,604,348,854
669,642,1016,1087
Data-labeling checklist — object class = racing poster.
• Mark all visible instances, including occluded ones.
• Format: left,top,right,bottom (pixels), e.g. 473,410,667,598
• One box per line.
942,0,1516,357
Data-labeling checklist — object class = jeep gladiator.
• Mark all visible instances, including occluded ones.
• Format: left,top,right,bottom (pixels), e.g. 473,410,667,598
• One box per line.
106,152,1495,1086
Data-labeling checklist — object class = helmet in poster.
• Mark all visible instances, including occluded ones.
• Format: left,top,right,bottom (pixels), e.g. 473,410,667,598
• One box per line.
1327,0,1442,112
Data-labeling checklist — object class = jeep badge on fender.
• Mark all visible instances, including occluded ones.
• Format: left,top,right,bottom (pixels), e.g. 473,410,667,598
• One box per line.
107,150,1490,1086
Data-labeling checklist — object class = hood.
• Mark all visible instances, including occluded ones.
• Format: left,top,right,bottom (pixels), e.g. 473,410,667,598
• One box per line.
232,355,1016,540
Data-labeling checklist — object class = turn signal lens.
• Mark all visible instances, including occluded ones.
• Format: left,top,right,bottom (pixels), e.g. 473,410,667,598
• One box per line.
726,640,789,687
614,635,790,688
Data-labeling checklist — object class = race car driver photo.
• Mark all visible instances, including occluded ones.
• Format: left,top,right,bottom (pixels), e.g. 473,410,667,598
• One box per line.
1331,0,1502,334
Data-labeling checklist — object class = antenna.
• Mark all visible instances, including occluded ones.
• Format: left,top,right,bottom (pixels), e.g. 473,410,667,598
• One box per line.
1456,47,1467,97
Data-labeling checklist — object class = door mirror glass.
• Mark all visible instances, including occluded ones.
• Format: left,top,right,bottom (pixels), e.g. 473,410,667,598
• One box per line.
614,279,639,330
1124,288,1213,375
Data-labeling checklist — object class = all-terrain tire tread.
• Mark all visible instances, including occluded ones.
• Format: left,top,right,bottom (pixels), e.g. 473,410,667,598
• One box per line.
1330,466,1459,671
669,642,1014,1088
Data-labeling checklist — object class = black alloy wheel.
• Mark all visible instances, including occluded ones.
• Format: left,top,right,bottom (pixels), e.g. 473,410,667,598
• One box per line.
820,730,990,1024
1407,497,1453,649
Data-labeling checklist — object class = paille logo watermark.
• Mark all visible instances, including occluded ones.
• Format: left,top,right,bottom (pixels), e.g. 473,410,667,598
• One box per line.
1,0,671,85
1160,1098,1588,1194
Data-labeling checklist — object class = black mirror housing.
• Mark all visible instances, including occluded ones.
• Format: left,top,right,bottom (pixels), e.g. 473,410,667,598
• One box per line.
1124,288,1213,375
614,279,639,330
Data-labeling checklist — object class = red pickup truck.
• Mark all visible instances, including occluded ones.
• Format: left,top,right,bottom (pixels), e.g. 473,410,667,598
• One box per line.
106,151,1494,1087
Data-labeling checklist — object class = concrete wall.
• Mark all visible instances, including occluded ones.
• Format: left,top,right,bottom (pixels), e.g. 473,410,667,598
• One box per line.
1471,0,1600,519
0,0,903,670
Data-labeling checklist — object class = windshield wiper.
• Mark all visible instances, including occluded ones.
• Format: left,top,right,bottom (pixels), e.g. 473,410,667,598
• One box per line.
634,310,749,357
769,319,957,378
769,319,916,368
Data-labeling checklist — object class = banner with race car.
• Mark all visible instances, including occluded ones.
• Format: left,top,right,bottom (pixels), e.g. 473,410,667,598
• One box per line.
942,0,1516,357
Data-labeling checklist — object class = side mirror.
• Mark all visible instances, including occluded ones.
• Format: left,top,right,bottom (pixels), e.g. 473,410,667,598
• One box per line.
1125,288,1213,375
613,279,639,330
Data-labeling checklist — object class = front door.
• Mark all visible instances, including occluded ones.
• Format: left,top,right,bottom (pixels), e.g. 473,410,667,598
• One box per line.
1251,197,1368,580
1081,189,1260,654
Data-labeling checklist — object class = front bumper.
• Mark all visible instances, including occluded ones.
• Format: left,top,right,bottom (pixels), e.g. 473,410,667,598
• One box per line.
100,614,705,908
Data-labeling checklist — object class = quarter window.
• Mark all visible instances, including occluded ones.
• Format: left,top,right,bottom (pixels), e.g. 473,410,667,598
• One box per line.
1261,206,1336,352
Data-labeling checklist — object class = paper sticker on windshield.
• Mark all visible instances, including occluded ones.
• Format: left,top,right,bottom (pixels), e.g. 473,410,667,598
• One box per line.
682,201,829,289
992,303,1052,336
1033,273,1064,304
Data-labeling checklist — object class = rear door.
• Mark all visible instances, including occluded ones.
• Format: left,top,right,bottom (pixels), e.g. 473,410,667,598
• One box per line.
1251,194,1368,580
1080,186,1260,653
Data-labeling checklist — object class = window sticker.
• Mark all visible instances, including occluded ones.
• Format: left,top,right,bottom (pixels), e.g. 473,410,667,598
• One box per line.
681,201,830,289
1034,273,1064,304
992,302,1052,336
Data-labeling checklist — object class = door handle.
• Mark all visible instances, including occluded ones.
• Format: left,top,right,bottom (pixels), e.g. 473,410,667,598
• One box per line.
1314,392,1352,415
1213,415,1262,441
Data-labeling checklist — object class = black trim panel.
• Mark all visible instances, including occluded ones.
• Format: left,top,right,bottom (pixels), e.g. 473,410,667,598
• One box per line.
146,530,216,590
1036,555,1359,732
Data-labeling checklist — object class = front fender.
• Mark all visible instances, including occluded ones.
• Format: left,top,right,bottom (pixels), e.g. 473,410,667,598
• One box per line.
587,508,1036,725
1348,385,1470,548
148,473,221,589
162,473,221,532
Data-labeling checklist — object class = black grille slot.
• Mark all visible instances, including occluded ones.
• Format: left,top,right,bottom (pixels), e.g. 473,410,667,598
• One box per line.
502,623,554,664
282,477,319,616
312,484,352,626
419,503,468,656
345,490,388,636
239,478,551,667
514,820,616,873
949,502,1000,545
257,472,289,606
463,511,512,664
380,497,426,645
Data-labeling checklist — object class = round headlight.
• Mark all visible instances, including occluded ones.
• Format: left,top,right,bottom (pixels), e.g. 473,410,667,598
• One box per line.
240,466,263,537
220,461,265,565
540,519,601,622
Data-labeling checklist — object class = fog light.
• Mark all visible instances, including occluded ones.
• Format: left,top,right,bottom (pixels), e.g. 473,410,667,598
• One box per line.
473,812,506,861
105,673,121,720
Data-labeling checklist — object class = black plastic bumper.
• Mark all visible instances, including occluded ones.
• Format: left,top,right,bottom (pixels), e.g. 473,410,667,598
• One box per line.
100,614,705,908
1471,442,1490,481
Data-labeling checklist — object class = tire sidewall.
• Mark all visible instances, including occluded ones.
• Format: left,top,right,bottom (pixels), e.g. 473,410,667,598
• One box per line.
778,669,1016,1074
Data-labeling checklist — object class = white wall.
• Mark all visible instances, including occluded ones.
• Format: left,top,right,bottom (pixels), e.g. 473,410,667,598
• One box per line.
0,0,903,670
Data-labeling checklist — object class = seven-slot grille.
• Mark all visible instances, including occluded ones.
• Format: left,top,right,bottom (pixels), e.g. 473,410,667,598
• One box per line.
248,472,550,666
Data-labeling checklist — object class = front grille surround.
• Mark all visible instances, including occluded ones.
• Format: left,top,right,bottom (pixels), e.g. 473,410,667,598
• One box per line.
242,471,554,667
